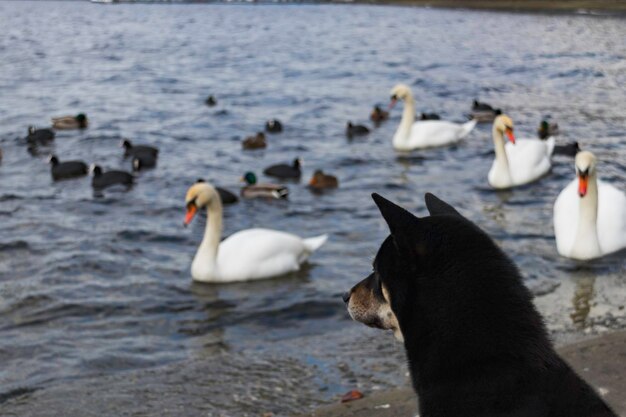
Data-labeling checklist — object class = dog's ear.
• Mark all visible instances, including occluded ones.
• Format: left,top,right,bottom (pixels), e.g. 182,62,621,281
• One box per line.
372,193,419,237
424,193,462,217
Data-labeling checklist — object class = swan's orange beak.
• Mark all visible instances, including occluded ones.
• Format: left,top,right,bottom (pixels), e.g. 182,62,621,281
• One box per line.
578,175,588,197
388,98,397,110
505,128,516,144
184,204,197,226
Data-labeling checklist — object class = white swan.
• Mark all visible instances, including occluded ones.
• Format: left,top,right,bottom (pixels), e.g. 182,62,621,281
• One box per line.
554,151,626,260
488,114,552,189
389,84,476,151
184,181,328,283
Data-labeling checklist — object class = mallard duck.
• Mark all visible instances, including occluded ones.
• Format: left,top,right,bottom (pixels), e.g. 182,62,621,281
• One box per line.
346,122,370,137
121,139,159,158
51,113,88,130
205,95,217,106
240,172,288,199
419,112,441,120
537,120,559,139
309,170,338,190
242,132,267,150
263,158,302,179
265,119,283,133
91,165,134,189
49,155,88,180
25,126,55,144
370,106,389,123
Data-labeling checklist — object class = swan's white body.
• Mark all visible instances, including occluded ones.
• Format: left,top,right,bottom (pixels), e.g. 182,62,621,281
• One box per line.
186,183,327,283
488,118,553,189
554,170,626,260
390,85,476,151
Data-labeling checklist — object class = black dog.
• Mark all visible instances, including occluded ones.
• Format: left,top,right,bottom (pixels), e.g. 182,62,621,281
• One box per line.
344,193,616,417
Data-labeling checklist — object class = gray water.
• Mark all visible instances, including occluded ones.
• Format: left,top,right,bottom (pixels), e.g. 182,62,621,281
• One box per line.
0,2,625,416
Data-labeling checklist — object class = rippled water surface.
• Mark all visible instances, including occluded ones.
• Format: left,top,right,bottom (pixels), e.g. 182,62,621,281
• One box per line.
0,2,625,416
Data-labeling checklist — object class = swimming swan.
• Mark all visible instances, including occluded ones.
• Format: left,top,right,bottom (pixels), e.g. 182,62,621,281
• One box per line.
184,181,327,282
554,151,626,260
389,84,476,151
488,114,552,189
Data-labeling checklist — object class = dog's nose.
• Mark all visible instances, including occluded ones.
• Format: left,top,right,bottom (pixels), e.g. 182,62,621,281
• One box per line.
342,291,351,304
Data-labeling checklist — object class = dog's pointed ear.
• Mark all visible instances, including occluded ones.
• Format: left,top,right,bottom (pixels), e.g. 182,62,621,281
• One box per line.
424,193,462,217
372,193,419,236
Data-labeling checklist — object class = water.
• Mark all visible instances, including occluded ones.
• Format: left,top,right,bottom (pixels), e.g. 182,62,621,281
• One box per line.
1,2,625,416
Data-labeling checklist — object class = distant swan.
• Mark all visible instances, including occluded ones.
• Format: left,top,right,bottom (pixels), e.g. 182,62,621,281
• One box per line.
184,181,327,282
554,151,626,260
389,84,476,151
488,114,552,189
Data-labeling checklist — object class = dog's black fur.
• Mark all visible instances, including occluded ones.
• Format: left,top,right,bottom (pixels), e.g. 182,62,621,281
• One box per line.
357,193,616,417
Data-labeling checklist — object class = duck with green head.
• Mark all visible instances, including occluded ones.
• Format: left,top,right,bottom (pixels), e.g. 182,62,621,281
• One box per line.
241,172,288,199
51,113,89,129
537,120,559,140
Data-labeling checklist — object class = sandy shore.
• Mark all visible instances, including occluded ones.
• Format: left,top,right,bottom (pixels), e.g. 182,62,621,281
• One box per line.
346,0,626,12
295,330,626,417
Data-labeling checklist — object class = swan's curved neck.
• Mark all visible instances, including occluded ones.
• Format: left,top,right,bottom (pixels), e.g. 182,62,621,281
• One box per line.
196,190,223,273
571,173,601,258
393,94,416,146
492,126,512,185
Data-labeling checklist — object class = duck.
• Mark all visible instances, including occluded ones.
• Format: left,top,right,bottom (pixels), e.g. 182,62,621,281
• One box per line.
370,106,389,123
121,139,159,158
308,170,338,190
488,114,552,189
538,120,559,139
346,122,370,137
389,84,476,151
132,153,157,171
192,179,237,205
554,151,626,260
183,181,327,282
471,100,501,122
554,141,580,158
265,119,283,133
205,95,217,106
419,112,441,121
240,172,288,199
242,132,267,150
263,158,302,179
51,113,88,130
91,165,134,189
25,126,55,144
48,155,88,180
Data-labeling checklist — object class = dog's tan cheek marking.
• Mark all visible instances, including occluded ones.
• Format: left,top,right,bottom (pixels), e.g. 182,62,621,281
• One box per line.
381,284,403,342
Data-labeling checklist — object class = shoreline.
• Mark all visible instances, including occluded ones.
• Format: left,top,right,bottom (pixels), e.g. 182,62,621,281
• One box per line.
295,330,626,417
343,0,626,12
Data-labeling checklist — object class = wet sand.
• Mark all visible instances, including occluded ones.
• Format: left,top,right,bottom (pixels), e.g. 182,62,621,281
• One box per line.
349,0,626,12
295,330,626,417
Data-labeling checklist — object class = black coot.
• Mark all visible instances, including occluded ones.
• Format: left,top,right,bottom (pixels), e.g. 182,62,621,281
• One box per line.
49,155,88,180
420,112,441,120
265,119,283,133
205,95,217,106
346,122,370,137
554,141,580,158
132,153,157,171
195,179,238,204
91,165,134,189
26,126,55,144
121,140,159,158
263,158,302,179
